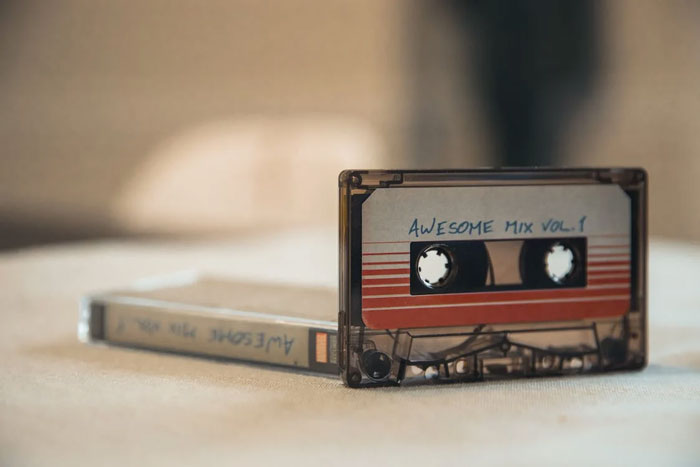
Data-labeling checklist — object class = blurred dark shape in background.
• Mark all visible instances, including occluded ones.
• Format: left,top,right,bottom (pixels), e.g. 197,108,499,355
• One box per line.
469,0,599,166
409,1,599,167
1,1,699,249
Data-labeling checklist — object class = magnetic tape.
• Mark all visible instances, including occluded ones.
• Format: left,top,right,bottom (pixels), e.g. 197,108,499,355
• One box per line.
339,168,647,387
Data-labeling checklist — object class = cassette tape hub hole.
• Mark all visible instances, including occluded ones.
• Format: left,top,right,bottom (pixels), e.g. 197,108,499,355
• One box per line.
519,238,585,288
417,246,454,287
361,350,392,381
544,243,575,284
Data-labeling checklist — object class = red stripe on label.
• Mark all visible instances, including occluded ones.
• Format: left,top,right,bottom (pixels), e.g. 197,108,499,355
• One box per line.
362,278,410,286
362,299,628,329
362,287,630,308
362,261,411,266
362,268,410,276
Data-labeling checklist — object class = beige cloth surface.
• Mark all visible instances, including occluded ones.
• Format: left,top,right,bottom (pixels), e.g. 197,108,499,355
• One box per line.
1,228,699,466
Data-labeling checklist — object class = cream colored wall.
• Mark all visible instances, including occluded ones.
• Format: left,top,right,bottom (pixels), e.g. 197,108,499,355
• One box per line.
565,1,700,240
0,0,404,236
0,1,698,242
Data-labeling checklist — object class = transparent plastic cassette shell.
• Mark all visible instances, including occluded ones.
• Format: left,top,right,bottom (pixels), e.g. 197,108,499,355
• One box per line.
79,277,338,375
338,169,647,388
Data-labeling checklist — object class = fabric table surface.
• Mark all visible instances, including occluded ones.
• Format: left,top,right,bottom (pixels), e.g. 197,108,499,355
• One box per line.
1,228,698,466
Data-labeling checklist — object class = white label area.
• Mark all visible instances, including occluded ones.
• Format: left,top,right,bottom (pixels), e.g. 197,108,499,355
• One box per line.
362,184,630,243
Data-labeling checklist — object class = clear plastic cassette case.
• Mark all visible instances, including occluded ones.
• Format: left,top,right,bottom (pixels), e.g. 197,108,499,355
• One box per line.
80,276,338,375
338,169,647,387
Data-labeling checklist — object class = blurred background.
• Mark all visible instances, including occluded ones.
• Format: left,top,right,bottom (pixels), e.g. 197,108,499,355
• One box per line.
1,0,699,250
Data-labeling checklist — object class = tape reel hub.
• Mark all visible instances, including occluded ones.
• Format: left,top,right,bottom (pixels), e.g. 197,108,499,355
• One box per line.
545,243,575,284
417,246,454,288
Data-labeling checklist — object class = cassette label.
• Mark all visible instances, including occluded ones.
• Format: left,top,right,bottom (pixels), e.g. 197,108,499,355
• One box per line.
361,185,630,329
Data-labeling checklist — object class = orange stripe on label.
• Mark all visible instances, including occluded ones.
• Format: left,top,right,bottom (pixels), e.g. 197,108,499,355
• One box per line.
315,332,328,363
587,253,630,258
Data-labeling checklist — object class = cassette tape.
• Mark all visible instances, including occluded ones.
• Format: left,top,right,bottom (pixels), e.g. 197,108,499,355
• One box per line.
80,276,338,375
339,168,647,387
